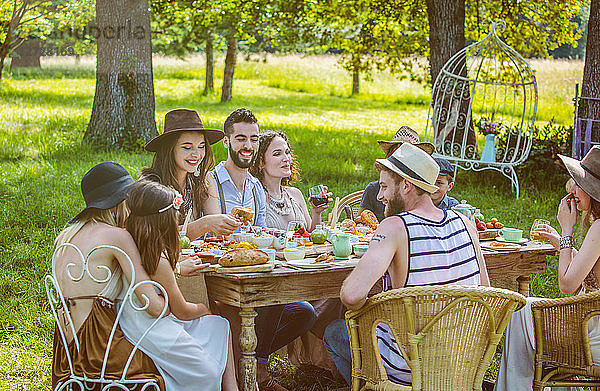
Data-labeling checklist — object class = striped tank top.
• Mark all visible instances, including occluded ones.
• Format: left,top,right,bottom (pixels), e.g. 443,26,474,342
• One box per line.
378,209,481,385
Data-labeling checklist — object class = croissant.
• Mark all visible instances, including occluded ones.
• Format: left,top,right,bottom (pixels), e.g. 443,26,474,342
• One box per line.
360,210,379,230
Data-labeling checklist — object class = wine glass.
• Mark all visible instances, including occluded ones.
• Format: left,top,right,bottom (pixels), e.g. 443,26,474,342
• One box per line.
530,219,550,243
309,185,328,207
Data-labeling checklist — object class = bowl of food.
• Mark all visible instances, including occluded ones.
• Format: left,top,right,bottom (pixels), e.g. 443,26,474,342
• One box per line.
251,234,274,249
232,232,254,243
353,244,369,258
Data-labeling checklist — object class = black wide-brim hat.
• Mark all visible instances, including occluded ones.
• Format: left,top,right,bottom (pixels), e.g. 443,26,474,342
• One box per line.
144,108,224,152
69,162,135,224
558,146,600,202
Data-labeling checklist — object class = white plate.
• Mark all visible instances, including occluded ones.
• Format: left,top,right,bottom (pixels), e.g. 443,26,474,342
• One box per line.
481,241,522,251
285,259,333,269
495,236,528,244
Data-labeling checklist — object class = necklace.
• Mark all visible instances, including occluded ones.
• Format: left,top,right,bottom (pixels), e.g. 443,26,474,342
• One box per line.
266,186,293,216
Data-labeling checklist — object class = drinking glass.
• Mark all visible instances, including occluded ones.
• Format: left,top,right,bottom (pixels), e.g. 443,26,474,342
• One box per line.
530,219,550,242
284,221,306,261
309,185,328,207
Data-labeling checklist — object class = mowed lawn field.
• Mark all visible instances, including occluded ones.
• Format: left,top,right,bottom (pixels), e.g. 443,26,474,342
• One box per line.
0,54,582,390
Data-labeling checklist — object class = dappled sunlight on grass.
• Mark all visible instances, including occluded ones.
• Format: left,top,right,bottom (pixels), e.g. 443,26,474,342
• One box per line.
0,53,580,390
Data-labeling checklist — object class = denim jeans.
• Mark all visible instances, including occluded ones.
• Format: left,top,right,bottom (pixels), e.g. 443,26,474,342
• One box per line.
323,319,352,385
255,301,317,365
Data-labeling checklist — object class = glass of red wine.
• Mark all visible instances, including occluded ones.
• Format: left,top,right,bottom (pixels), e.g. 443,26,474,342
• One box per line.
309,185,328,207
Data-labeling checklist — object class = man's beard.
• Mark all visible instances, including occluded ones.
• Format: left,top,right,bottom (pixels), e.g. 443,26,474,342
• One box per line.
384,188,406,217
229,145,255,169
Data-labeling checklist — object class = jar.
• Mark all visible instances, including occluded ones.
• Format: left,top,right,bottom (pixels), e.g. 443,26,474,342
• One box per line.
310,224,327,244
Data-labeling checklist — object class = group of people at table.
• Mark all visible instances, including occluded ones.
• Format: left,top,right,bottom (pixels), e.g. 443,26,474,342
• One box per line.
52,107,600,391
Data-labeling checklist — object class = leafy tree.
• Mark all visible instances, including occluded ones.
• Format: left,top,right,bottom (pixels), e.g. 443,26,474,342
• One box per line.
151,0,219,95
0,0,67,85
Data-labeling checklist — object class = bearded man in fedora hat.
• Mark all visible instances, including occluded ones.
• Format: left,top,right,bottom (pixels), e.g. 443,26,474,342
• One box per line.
323,143,489,388
359,126,435,222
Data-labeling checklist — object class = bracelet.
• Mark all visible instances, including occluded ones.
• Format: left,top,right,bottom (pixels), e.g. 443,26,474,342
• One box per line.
175,262,181,276
559,235,573,250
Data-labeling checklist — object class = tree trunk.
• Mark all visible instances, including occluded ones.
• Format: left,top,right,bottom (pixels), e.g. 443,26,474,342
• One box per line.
426,0,477,157
221,35,237,103
203,32,214,96
0,56,5,86
580,0,600,121
84,0,157,150
352,68,359,95
10,38,42,68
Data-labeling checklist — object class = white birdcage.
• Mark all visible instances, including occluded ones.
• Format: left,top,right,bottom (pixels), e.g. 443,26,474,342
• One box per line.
424,20,538,198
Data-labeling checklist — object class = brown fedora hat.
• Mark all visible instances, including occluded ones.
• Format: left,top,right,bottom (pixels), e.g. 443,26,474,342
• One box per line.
377,126,435,156
558,146,600,202
145,108,224,152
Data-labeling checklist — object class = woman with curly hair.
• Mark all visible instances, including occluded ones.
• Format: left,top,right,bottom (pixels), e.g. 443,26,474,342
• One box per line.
250,131,341,375
250,130,330,231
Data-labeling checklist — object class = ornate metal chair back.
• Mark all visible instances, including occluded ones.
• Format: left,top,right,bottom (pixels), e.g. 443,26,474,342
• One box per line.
45,243,168,391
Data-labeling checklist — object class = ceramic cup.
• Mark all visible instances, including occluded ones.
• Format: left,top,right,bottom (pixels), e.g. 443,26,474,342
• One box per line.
262,248,276,263
499,228,523,242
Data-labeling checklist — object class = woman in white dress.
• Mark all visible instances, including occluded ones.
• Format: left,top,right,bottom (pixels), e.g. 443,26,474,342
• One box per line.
119,179,239,391
495,146,600,391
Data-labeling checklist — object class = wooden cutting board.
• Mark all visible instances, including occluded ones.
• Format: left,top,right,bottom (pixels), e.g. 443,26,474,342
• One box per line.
478,229,500,241
275,243,333,260
214,262,274,273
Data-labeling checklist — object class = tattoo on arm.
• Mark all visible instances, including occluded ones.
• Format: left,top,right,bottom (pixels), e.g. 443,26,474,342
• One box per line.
371,234,386,243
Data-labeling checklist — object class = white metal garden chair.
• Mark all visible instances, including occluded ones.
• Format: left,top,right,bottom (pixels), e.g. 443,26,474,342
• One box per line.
46,243,168,391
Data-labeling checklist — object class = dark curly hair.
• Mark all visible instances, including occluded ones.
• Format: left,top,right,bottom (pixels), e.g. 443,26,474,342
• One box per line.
250,131,300,186
224,108,258,137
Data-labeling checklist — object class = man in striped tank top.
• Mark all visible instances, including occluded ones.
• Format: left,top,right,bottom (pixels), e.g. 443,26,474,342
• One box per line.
324,143,490,388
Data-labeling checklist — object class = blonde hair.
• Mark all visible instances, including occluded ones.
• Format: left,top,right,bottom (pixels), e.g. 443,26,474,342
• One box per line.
55,202,128,248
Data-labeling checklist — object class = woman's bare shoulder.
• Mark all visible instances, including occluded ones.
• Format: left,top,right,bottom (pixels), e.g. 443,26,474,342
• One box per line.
285,186,304,199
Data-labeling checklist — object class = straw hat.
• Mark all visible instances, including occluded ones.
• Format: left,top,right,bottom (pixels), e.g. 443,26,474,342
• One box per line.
377,126,435,156
558,146,600,202
69,162,134,223
145,108,224,152
376,143,440,194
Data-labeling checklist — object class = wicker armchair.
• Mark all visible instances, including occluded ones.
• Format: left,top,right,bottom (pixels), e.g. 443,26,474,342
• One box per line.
328,190,363,226
345,285,526,391
532,290,600,390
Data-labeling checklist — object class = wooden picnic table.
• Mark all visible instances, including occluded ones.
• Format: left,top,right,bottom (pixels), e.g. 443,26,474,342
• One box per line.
181,241,556,391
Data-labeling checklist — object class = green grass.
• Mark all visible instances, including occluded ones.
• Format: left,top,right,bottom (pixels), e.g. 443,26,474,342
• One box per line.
0,53,581,389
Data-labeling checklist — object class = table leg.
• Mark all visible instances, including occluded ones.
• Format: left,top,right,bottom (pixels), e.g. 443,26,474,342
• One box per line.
517,275,531,297
239,306,257,391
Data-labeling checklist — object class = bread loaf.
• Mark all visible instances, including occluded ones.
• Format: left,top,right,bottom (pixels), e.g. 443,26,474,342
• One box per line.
218,249,269,267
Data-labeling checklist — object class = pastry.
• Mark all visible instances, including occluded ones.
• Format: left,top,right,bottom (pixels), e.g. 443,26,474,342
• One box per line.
231,207,254,225
360,209,379,230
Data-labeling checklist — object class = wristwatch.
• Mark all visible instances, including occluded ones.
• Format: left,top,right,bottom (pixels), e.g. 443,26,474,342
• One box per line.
559,235,573,250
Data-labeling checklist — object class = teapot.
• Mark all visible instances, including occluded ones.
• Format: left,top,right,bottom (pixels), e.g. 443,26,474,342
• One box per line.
331,233,352,259
451,200,476,224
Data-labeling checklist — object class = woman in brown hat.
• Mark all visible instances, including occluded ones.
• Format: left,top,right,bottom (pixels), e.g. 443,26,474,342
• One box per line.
495,146,600,391
142,108,241,239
